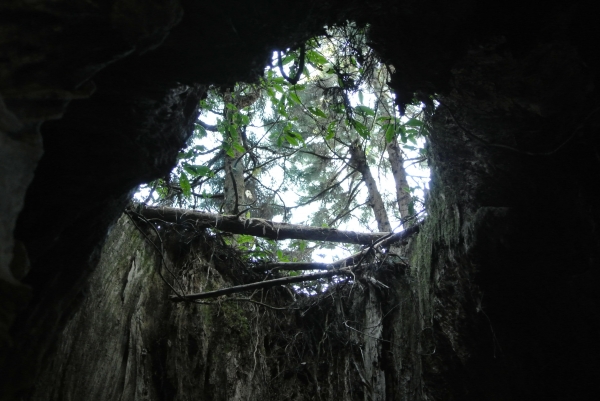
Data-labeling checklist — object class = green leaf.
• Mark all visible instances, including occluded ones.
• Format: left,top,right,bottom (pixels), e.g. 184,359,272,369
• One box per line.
399,127,407,144
353,120,370,138
195,166,213,177
183,163,197,176
325,121,336,140
404,118,423,127
281,53,295,65
179,172,191,197
178,150,192,160
277,95,287,114
355,105,375,116
285,135,299,146
156,184,168,198
224,143,235,157
358,91,364,104
233,142,246,154
306,50,328,66
405,128,420,139
288,92,301,104
308,107,327,118
195,124,207,138
292,84,306,91
284,130,303,146
384,123,396,143
237,234,255,244
290,131,304,141
240,114,250,125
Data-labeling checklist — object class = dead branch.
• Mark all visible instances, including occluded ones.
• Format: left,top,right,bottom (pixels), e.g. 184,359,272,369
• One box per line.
168,223,421,301
252,262,335,271
320,222,419,267
169,267,353,302
135,204,421,302
138,205,401,245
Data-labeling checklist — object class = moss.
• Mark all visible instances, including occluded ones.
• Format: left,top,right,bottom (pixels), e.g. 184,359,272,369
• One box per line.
217,301,252,347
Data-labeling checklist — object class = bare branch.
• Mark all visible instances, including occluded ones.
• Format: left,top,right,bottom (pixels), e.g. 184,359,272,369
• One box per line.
349,142,392,232
159,219,420,302
197,119,219,132
170,267,353,302
168,222,421,302
310,222,420,269
278,44,306,85
138,205,402,245
253,262,334,271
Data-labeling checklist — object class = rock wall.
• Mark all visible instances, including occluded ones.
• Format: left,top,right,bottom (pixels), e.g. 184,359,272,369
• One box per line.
28,214,416,401
407,36,600,399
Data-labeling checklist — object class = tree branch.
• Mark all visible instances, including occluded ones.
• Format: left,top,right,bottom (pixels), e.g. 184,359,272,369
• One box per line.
252,262,335,271
197,119,219,132
386,135,412,222
170,267,353,302
168,223,421,302
349,142,392,232
278,44,306,85
138,205,405,245
309,223,420,269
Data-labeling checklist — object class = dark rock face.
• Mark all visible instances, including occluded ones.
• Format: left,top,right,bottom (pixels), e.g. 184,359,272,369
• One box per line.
0,0,354,397
1,0,599,399
412,32,600,399
0,0,185,389
25,215,416,401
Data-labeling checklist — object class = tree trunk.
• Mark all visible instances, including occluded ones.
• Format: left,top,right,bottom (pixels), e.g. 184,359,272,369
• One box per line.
372,68,413,225
386,136,412,223
222,90,247,215
349,142,392,232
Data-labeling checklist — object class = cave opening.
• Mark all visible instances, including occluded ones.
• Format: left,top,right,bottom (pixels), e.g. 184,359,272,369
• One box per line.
2,1,600,400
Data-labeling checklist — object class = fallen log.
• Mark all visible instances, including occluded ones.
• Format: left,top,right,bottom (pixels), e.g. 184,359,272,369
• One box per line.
139,205,394,245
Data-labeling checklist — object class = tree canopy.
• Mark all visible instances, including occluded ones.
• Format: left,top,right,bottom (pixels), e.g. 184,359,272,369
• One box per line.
134,23,430,297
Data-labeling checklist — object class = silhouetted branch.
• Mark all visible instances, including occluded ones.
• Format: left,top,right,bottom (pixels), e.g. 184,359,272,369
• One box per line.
170,267,353,302
138,205,418,245
197,119,218,132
